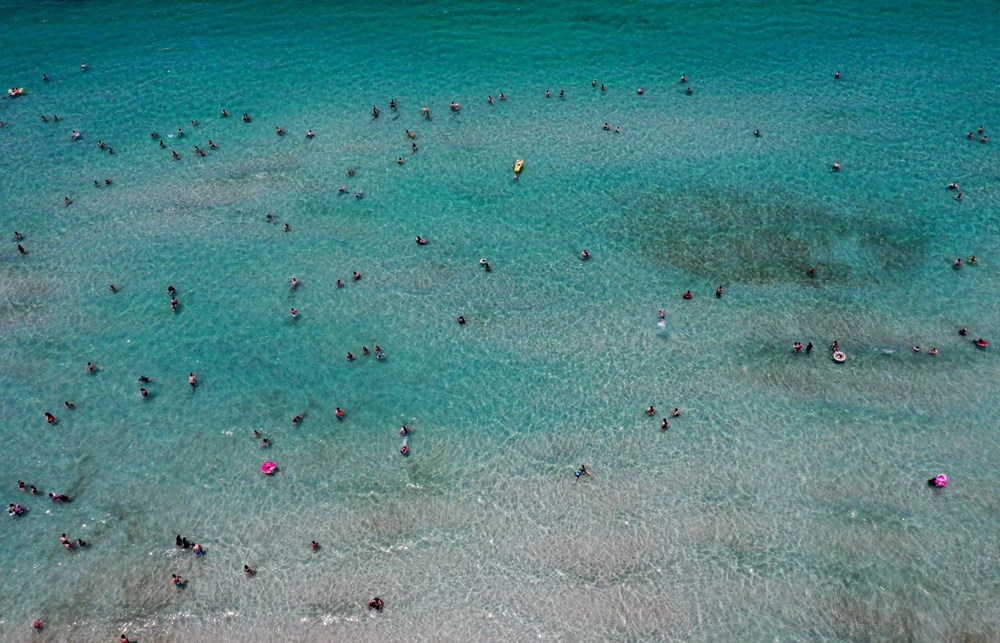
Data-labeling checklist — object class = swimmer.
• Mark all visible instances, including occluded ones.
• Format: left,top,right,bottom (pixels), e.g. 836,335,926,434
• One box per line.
412,142,417,152
929,347,939,355
191,119,199,127
176,128,184,138
81,62,87,71
208,140,217,149
17,480,25,490
253,430,261,438
17,244,25,254
830,340,839,351
167,285,176,295
172,150,180,160
450,101,461,110
831,162,841,171
221,109,230,117
954,258,962,269
109,284,117,293
806,342,813,353
499,93,506,101
807,267,816,277
955,193,963,201
244,565,255,576
283,223,290,232
671,408,680,417
260,438,270,447
368,597,385,611
545,89,551,98
399,425,411,436
614,126,621,134
104,178,112,185
41,114,49,122
107,147,114,155
716,285,723,298
660,418,669,430
338,185,346,193
265,213,274,222
355,191,364,199
679,74,687,83
361,346,370,355
275,127,286,136
336,278,344,288
947,182,959,190
42,73,48,81
646,405,655,416
292,412,304,426
346,353,354,361
170,297,178,311
13,231,23,241
600,83,606,91
242,113,250,122
335,407,344,420
188,372,198,387
487,95,494,104
658,310,666,321
637,87,643,95
685,87,692,95
389,98,397,110
140,387,148,398
573,464,591,481
193,543,204,556
682,290,693,300
121,635,130,643
793,342,803,352
71,130,81,141
171,574,184,587
559,89,565,98
30,485,38,495
290,277,300,291
415,236,427,245
45,412,56,424
347,168,356,176
371,105,379,119
310,540,319,550
194,146,205,156
397,157,404,165
603,122,611,131
95,179,101,188
353,271,362,280
753,129,761,137
968,255,977,265
77,538,86,547
65,196,72,206
457,315,465,325
86,361,96,373
580,249,590,260
289,307,298,318
834,70,841,79
33,619,43,632
912,345,921,352
306,129,314,138
160,140,166,148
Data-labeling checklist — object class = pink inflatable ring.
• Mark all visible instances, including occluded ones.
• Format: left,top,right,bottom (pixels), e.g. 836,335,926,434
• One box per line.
261,461,276,475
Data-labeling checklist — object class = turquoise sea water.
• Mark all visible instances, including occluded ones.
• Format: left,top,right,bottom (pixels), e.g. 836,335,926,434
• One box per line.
2,1,999,640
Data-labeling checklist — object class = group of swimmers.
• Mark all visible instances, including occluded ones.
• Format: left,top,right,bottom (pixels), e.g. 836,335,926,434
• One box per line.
645,405,681,431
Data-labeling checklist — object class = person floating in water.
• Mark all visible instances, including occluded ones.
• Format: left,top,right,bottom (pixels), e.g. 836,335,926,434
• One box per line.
368,597,385,611
574,464,591,481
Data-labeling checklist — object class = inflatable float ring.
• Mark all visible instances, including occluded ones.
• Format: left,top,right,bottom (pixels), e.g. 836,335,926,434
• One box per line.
260,461,276,475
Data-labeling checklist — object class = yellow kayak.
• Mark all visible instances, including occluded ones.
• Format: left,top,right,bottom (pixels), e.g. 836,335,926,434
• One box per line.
513,159,524,174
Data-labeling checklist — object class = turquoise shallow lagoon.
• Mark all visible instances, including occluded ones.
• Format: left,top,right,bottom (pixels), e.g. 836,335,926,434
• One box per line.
1,1,999,640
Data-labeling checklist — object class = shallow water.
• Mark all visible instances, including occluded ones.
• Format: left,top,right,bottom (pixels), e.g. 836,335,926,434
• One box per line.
2,0,999,640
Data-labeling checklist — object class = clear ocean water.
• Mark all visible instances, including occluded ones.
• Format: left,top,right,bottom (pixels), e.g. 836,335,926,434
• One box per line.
2,0,999,640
